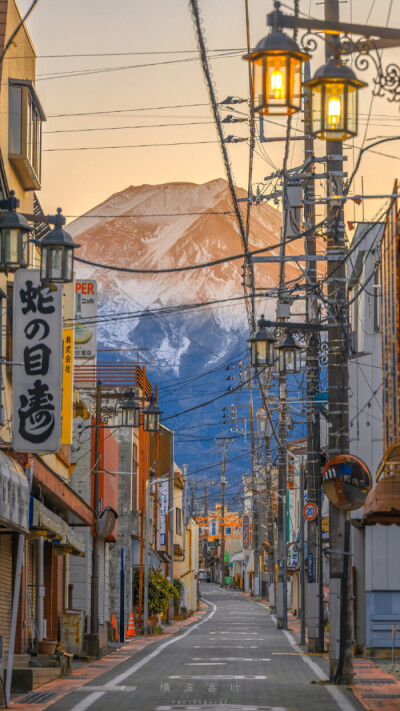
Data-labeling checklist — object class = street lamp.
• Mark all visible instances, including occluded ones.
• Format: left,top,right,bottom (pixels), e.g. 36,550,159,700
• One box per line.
303,59,367,140
143,395,161,432
0,191,31,271
276,331,302,373
248,315,276,367
244,30,310,116
39,208,80,283
121,389,141,428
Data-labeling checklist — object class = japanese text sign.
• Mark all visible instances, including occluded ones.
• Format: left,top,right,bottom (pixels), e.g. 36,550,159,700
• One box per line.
242,514,250,549
158,479,168,547
13,270,62,453
61,328,74,444
75,280,97,359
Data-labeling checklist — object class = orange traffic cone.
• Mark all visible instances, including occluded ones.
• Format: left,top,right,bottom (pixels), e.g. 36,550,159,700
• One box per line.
111,614,119,641
126,611,136,639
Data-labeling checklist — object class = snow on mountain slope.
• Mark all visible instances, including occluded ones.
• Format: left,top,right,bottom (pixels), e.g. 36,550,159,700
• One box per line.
69,179,305,374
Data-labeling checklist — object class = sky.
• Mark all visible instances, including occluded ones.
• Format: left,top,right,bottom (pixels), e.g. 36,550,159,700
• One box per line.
13,0,400,224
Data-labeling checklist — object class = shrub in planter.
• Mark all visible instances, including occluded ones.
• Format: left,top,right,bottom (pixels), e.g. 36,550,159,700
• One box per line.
133,570,179,617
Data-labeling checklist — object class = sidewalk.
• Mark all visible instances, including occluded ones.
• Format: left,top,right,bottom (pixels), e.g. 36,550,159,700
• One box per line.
7,604,209,711
241,592,400,711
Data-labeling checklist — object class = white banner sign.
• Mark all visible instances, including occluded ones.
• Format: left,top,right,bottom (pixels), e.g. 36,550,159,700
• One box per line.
13,270,62,453
75,280,97,359
158,480,168,547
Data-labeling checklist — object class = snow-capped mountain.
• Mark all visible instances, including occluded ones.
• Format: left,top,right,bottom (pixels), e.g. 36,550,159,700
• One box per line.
69,178,300,373
70,179,301,468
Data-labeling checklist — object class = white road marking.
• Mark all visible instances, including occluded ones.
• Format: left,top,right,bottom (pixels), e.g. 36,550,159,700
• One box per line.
184,662,226,665
75,685,137,693
192,645,258,649
156,706,287,711
169,675,268,680
192,657,270,662
69,692,104,711
70,598,217,711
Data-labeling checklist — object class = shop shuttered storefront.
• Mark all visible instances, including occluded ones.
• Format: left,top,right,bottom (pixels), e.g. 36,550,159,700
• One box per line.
0,536,13,653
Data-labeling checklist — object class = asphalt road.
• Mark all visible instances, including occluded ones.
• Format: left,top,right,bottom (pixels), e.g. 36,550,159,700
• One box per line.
50,584,365,711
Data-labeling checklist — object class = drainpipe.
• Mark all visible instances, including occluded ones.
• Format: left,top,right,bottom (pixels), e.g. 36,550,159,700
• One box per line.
6,534,25,703
36,535,44,642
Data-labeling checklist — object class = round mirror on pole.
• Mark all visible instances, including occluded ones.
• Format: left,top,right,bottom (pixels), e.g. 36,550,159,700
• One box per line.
121,389,141,428
39,209,80,283
0,191,31,271
243,29,310,116
276,331,302,373
143,395,162,432
303,59,367,140
248,315,276,367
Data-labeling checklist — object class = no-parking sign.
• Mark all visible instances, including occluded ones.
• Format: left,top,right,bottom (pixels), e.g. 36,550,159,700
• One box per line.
303,502,318,521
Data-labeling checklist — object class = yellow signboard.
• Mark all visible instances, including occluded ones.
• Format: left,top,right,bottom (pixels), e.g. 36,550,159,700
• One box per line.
61,329,74,444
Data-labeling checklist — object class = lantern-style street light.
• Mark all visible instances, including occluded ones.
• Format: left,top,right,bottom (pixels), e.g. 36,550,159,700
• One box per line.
39,208,80,284
0,191,31,271
143,395,162,432
248,314,276,367
276,331,302,373
121,389,141,428
244,30,310,116
303,59,367,141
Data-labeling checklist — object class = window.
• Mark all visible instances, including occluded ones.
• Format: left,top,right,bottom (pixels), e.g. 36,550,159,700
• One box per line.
176,507,182,535
9,80,45,190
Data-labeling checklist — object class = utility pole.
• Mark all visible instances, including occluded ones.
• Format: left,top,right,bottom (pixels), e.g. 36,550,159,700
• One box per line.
249,390,260,597
144,480,150,636
303,60,324,654
324,0,353,683
190,487,195,519
299,457,306,647
277,357,288,630
91,379,102,635
265,429,276,607
203,483,208,570
220,441,226,587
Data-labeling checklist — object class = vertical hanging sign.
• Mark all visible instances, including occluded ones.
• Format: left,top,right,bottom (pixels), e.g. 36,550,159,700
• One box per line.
158,479,168,547
13,269,62,453
242,514,250,549
61,328,74,444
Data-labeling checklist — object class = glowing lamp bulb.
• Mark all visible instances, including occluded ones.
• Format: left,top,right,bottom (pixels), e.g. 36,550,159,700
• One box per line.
270,69,284,100
328,96,341,127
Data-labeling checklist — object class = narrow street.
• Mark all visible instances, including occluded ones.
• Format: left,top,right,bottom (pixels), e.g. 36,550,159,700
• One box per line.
41,585,363,711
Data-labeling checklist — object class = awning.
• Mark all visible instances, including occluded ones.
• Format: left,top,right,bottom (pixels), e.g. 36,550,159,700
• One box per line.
54,522,85,556
231,551,244,563
174,543,184,557
157,550,172,564
30,499,85,556
0,451,29,533
245,549,254,574
30,497,62,539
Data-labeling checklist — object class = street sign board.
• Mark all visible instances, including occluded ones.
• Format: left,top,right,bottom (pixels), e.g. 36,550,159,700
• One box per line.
242,514,250,549
13,270,62,453
74,280,97,360
303,502,318,521
158,480,168,547
287,546,299,568
224,552,229,562
224,576,232,585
